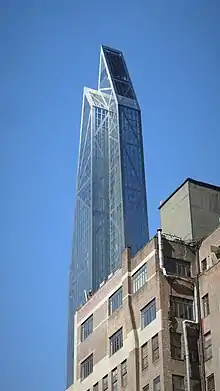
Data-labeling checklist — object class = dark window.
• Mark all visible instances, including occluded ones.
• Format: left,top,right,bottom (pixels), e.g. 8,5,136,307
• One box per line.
81,354,93,380
207,373,215,391
164,257,191,277
141,298,156,329
110,328,123,355
105,50,128,81
81,314,93,341
176,260,191,277
143,385,149,391
102,375,108,391
93,383,98,391
192,382,201,391
114,80,135,99
188,336,199,363
172,375,184,391
121,360,127,387
153,376,161,391
202,294,210,317
141,342,148,370
171,296,193,320
201,258,207,272
152,334,159,362
170,332,182,360
204,331,212,361
112,367,118,391
132,263,147,293
109,287,122,315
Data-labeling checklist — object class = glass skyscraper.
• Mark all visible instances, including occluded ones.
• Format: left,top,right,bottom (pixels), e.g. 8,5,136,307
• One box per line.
67,46,149,388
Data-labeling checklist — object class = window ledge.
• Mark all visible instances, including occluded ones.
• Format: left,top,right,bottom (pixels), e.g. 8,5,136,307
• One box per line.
204,356,213,362
108,305,123,319
132,282,147,296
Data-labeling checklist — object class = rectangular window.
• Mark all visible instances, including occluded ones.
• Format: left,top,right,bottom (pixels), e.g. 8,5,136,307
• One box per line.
112,367,118,391
202,294,210,317
121,360,127,387
153,376,161,391
176,260,191,277
93,383,98,391
171,296,193,320
152,334,159,362
143,385,149,391
141,298,156,329
188,336,198,363
172,375,184,391
164,257,191,277
110,328,123,356
201,258,207,272
102,375,108,391
80,354,93,380
170,332,181,360
207,373,215,391
192,381,201,391
204,331,212,361
141,342,148,370
109,287,122,315
81,314,93,341
132,263,147,293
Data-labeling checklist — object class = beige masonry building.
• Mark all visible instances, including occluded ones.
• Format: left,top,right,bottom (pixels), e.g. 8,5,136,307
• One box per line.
66,178,220,391
198,226,220,391
67,225,220,391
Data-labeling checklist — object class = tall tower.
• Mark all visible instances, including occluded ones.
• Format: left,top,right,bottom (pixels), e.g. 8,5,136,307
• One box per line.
67,46,149,387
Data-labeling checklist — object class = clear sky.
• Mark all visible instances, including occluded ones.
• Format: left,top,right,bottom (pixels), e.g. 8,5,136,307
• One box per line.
1,1,220,391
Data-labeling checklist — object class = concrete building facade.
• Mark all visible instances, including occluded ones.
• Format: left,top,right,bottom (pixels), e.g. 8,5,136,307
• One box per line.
198,226,220,390
67,180,220,391
160,178,220,241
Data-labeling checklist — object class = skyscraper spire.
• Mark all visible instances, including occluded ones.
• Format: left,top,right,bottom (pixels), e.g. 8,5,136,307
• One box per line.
67,46,149,388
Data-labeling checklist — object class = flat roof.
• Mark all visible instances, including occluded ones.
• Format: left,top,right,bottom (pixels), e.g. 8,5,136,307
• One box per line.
159,178,220,210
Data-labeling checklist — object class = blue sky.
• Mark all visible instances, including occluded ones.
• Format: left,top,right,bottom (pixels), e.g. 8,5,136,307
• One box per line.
1,1,220,391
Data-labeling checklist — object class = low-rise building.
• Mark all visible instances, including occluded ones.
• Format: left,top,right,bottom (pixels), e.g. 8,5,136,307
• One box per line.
67,178,220,391
67,230,220,391
198,226,220,390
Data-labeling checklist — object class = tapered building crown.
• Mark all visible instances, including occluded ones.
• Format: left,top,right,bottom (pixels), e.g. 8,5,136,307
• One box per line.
67,46,149,388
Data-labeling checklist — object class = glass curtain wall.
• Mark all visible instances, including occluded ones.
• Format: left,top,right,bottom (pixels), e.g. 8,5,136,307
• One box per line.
67,46,149,388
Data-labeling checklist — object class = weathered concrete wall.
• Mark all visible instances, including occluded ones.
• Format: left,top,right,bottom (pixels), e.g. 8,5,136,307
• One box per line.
70,238,162,391
160,180,220,243
190,182,220,240
68,229,219,391
199,226,220,391
160,181,192,240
